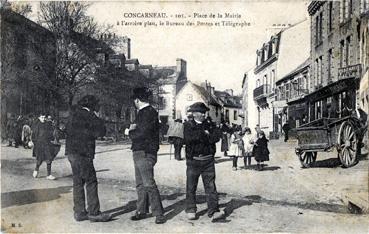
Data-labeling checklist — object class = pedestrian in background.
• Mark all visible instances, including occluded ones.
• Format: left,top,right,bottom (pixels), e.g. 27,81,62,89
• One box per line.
253,131,270,171
183,102,224,221
32,113,58,180
220,121,231,156
129,87,166,224
242,127,254,168
167,119,184,161
21,118,32,149
6,116,16,147
65,95,112,222
282,121,290,142
228,125,244,171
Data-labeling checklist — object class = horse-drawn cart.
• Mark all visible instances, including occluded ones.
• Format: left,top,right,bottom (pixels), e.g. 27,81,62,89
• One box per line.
295,116,367,168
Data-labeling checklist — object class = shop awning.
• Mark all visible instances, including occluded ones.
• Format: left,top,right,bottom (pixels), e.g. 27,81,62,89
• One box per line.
305,77,359,103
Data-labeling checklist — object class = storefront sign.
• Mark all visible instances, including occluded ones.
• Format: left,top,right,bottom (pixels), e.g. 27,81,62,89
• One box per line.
338,64,362,80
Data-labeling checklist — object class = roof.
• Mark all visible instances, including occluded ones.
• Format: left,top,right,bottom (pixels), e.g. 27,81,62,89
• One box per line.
214,91,242,108
276,58,310,85
191,83,221,107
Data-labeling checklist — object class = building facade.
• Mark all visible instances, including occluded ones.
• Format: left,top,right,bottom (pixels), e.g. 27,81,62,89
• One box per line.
175,81,222,123
150,59,187,126
251,19,311,138
276,59,310,131
307,0,367,122
253,33,280,136
214,89,243,126
1,9,56,134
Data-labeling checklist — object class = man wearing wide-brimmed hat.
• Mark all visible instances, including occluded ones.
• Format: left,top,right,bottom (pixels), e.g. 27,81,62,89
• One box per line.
128,87,166,224
183,102,224,221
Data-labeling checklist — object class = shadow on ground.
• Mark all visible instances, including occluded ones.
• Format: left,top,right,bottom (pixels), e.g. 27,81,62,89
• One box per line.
1,186,72,209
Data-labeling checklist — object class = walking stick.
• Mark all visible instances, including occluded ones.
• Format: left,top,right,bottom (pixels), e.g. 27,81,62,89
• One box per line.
169,143,172,160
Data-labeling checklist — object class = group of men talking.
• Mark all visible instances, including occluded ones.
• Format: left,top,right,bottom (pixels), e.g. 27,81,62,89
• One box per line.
65,87,224,224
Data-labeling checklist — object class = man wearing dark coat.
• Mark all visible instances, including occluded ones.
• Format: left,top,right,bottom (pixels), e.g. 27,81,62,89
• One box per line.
65,95,112,222
32,113,59,180
129,87,166,224
282,121,290,142
183,102,224,221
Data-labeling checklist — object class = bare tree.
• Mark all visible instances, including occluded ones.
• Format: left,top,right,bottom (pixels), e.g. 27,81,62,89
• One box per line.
0,0,32,17
37,1,118,111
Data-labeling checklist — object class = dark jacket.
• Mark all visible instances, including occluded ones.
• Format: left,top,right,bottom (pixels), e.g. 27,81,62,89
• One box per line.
129,105,160,154
254,136,270,162
184,119,221,160
32,120,58,161
65,107,106,159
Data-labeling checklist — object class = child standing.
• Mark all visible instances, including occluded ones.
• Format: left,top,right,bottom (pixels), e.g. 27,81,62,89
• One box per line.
253,131,270,171
242,127,254,168
228,126,244,171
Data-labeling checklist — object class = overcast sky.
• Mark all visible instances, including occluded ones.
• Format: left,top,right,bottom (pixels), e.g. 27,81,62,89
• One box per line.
30,1,309,94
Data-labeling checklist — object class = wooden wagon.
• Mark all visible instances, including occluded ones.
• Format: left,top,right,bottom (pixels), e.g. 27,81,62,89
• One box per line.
294,74,367,168
295,116,367,168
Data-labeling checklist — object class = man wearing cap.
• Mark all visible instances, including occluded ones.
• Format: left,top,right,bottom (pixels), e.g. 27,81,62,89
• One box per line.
183,102,223,221
129,87,166,224
65,95,112,222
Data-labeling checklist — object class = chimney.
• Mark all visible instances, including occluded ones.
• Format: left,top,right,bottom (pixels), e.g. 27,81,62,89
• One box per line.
176,58,187,77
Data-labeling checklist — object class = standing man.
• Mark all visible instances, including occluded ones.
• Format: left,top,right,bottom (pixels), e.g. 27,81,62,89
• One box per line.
183,102,223,221
65,95,112,222
129,87,166,224
282,121,290,142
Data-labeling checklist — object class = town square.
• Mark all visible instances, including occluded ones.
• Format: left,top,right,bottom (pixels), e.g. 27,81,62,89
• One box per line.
1,0,369,233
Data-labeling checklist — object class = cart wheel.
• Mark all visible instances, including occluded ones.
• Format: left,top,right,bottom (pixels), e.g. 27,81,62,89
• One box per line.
338,121,358,168
298,151,317,168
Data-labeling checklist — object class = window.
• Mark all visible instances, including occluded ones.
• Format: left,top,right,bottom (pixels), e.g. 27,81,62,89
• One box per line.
328,49,333,82
225,109,229,121
328,2,333,32
263,74,268,86
271,70,275,91
315,15,319,44
187,94,193,101
285,83,290,99
346,36,351,66
319,56,323,85
362,0,369,12
340,0,346,22
340,40,345,67
315,101,322,119
340,0,351,22
264,45,269,60
315,59,319,87
234,110,238,120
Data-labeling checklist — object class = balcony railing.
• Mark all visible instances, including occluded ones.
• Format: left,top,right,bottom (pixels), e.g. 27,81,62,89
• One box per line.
253,84,270,100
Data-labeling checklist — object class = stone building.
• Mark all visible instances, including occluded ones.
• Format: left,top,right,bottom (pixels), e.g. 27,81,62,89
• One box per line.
307,0,368,122
242,67,258,130
252,19,310,138
175,81,222,123
149,59,187,126
276,59,310,131
1,9,56,133
214,89,243,126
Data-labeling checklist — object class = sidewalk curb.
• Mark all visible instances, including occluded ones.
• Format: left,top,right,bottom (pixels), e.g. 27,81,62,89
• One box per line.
343,191,369,214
